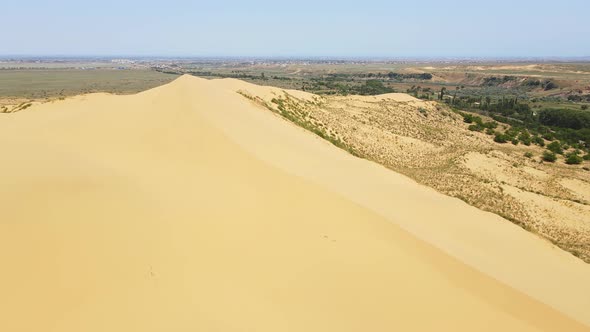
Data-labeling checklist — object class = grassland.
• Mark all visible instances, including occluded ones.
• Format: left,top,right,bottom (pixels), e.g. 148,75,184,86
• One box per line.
0,69,178,99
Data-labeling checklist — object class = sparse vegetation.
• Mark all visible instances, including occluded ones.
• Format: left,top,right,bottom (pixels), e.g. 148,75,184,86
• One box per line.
242,91,361,157
240,86,590,263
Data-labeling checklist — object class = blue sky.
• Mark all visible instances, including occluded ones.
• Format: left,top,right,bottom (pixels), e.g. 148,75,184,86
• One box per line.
2,0,588,57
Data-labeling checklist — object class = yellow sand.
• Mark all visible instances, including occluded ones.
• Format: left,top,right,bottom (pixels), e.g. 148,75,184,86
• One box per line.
0,75,589,331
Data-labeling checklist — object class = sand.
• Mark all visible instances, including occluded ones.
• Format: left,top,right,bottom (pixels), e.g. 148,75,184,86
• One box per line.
0,75,589,331
243,84,590,262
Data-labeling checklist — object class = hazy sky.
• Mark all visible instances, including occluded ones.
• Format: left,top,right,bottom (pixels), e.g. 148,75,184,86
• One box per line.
2,0,588,57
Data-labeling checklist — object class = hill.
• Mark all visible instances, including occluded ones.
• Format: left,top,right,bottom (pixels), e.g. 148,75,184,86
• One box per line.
0,75,589,331
234,80,590,263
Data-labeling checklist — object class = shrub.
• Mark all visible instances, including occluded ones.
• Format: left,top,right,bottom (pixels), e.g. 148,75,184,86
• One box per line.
485,128,495,135
483,121,498,129
547,141,563,154
524,152,533,158
542,151,557,162
494,133,509,143
518,132,532,146
583,154,590,161
565,153,583,165
468,124,483,132
543,81,558,90
524,79,541,87
532,136,545,147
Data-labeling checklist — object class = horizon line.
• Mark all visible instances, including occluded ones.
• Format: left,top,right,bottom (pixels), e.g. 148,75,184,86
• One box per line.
2,54,590,60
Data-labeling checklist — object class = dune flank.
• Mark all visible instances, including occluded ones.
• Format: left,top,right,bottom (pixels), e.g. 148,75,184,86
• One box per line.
0,75,589,331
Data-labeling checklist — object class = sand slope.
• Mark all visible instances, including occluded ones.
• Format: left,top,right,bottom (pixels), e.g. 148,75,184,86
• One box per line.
218,78,590,321
0,75,589,331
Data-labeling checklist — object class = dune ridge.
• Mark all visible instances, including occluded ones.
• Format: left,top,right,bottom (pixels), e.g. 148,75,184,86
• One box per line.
206,77,590,323
0,75,589,331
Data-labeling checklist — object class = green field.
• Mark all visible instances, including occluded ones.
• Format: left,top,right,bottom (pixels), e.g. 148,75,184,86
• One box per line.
0,69,178,99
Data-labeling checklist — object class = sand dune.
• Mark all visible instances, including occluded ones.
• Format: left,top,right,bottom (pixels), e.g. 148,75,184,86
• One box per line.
0,75,589,331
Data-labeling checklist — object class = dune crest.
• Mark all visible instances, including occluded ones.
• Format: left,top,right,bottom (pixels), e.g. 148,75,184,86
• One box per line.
0,75,589,331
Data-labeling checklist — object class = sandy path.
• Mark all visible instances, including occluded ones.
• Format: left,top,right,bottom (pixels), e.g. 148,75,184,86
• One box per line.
0,75,588,331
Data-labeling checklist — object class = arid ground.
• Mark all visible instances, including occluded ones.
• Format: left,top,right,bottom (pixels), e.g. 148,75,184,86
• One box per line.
1,75,589,331
241,88,590,262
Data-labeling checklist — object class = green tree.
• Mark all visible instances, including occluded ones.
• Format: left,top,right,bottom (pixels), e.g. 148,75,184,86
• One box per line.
439,87,447,100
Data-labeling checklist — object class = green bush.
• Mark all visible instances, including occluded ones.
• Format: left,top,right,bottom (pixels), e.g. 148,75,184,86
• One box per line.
546,141,563,154
532,136,545,147
524,152,533,158
565,152,583,165
542,151,557,162
518,132,532,146
494,133,509,143
484,121,498,129
543,81,558,90
468,124,483,132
